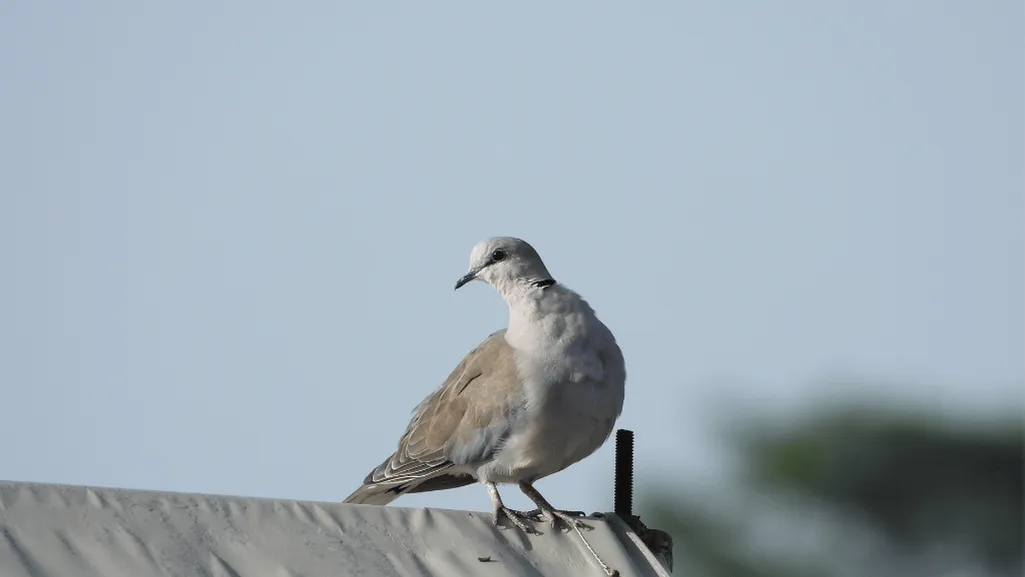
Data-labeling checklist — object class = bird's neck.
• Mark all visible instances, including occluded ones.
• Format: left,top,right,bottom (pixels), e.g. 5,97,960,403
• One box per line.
503,283,588,348
492,275,556,302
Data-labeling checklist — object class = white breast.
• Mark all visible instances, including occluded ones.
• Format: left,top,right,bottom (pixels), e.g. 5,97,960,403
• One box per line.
477,286,626,483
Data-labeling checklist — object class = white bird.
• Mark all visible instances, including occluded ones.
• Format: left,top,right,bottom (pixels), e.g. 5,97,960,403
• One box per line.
343,237,626,532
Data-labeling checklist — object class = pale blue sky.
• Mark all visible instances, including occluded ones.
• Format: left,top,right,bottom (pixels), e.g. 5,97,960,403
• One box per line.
1,3,1021,514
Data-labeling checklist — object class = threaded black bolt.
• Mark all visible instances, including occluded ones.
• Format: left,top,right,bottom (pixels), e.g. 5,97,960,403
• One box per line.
614,429,634,517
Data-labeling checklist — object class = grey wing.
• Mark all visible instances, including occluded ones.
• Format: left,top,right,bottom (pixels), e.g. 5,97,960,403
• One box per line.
343,330,523,505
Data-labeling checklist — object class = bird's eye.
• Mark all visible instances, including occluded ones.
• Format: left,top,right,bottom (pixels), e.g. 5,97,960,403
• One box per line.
491,249,507,262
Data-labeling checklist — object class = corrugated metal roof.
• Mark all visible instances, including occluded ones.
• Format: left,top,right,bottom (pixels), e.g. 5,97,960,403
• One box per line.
0,481,671,577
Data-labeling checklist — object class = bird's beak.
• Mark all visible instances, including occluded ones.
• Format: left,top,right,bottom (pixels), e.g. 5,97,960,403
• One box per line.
454,270,477,290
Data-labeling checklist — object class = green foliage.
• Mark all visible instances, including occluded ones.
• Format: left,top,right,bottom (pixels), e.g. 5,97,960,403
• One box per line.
641,402,1023,577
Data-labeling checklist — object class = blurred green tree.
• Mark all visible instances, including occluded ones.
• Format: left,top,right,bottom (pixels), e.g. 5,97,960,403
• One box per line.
641,401,1023,577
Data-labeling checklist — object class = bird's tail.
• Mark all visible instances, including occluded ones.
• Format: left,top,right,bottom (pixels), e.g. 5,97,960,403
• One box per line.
342,484,402,506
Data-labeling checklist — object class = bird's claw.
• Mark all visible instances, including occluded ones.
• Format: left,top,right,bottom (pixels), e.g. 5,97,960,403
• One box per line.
522,508,589,529
493,505,540,534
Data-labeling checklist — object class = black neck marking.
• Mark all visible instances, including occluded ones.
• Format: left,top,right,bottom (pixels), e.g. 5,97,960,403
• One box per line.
532,278,557,289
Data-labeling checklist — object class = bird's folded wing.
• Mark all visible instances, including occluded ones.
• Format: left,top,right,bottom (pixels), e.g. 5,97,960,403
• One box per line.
343,330,523,504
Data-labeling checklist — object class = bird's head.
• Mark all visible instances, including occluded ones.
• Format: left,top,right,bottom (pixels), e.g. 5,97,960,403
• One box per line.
454,237,555,295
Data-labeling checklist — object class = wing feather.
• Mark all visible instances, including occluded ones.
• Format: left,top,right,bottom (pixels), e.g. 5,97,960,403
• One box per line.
343,330,523,504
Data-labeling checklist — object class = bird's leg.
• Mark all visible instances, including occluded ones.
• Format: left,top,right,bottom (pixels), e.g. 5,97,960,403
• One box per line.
485,482,539,534
518,482,589,529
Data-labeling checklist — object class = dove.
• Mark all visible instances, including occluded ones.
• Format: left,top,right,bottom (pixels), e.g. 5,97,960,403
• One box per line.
344,237,626,533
